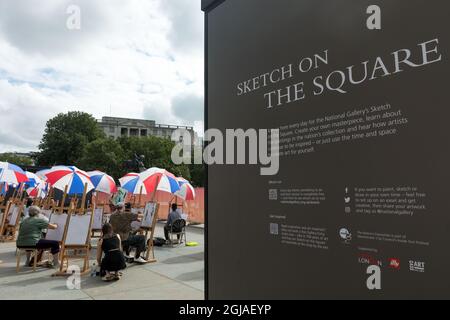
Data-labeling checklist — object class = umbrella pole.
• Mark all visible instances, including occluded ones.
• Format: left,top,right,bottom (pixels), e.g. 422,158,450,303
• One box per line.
138,186,143,207
151,175,162,203
79,183,88,214
59,185,68,213
19,183,24,201
11,186,17,200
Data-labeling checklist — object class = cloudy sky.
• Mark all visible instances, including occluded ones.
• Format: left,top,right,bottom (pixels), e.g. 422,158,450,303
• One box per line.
0,0,204,152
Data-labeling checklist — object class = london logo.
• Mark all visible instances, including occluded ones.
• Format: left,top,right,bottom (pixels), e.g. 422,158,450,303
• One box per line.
358,253,382,267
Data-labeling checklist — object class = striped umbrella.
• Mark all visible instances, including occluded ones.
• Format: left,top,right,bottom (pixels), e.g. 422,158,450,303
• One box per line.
0,162,28,185
25,172,46,198
119,172,140,194
25,171,43,188
133,167,180,195
175,177,195,201
36,169,50,181
44,165,94,194
88,171,117,194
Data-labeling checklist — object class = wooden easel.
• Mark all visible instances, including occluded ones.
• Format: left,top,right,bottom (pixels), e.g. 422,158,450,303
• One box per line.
91,203,106,238
0,198,25,242
143,203,160,263
54,183,94,277
0,200,11,240
142,175,163,263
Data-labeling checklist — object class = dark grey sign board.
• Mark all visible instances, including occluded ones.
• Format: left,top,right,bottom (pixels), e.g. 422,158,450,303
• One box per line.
203,0,450,299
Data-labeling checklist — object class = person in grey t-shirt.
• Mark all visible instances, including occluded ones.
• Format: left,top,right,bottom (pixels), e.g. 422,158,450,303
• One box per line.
164,203,183,241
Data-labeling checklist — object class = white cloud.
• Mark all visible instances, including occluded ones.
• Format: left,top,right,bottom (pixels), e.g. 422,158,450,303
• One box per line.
0,0,204,152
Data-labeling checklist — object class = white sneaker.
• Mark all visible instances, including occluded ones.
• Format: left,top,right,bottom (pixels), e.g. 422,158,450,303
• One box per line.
134,257,148,264
123,254,133,259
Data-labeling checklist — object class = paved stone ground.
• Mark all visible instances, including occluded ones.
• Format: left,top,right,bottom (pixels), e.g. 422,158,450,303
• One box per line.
0,223,204,300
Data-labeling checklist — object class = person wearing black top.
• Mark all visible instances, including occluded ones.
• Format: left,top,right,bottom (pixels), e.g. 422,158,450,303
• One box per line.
96,223,127,281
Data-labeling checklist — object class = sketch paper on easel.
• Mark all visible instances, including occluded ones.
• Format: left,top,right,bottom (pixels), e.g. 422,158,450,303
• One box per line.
141,202,156,228
46,213,68,242
91,207,103,230
41,209,52,219
65,213,92,246
7,205,20,226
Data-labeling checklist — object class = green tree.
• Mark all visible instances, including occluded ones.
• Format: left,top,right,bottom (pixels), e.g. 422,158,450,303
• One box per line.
0,153,33,166
78,138,125,179
189,164,205,187
36,111,105,166
118,136,191,179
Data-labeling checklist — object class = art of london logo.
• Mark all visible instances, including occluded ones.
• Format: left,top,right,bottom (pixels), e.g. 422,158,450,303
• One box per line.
409,260,425,273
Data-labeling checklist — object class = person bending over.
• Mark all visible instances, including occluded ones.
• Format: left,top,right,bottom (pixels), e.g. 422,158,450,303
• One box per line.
16,206,60,268
96,223,126,281
110,203,148,263
164,203,183,241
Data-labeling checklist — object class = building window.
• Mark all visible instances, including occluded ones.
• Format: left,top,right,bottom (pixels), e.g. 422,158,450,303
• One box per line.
140,129,147,137
121,128,128,136
130,128,139,136
109,126,115,133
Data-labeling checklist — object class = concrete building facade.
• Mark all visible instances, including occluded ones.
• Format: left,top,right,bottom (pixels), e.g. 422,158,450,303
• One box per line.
97,116,196,144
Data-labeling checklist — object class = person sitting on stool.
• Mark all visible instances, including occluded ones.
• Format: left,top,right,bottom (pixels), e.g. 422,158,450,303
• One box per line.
110,203,148,264
164,203,183,242
16,206,60,268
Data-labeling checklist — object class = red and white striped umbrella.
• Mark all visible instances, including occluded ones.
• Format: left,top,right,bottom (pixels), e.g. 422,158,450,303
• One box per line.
175,177,195,201
44,165,94,194
25,171,46,198
88,171,117,194
0,162,28,185
126,167,180,195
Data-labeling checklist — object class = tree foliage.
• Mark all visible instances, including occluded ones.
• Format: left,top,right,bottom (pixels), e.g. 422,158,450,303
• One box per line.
36,111,105,166
34,111,205,186
78,138,125,179
0,153,33,166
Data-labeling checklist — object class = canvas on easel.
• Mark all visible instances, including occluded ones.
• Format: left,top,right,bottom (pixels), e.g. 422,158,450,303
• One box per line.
0,201,10,240
141,202,156,229
54,183,94,277
54,208,94,276
40,209,53,219
143,202,159,263
91,206,104,237
2,200,24,241
45,213,69,242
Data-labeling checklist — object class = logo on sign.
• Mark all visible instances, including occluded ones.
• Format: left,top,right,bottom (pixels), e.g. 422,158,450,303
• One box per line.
388,258,400,270
358,253,382,267
409,260,425,273
339,228,352,244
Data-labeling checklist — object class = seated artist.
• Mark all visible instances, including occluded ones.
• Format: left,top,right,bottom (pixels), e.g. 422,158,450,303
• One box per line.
110,202,148,263
16,206,60,268
23,198,49,223
164,203,184,242
96,223,127,281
